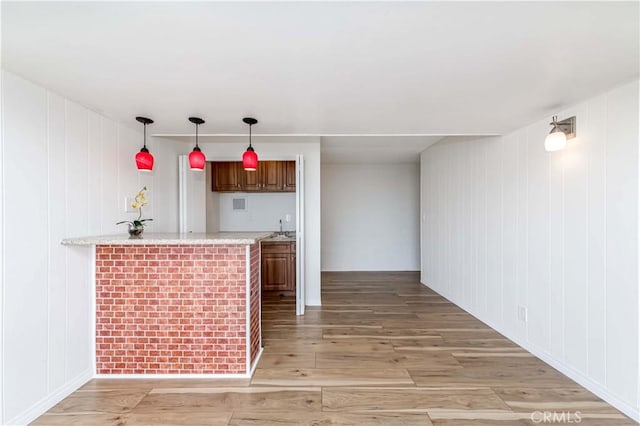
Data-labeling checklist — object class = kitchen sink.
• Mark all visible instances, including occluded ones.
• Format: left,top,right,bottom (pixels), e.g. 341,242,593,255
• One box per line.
270,232,295,240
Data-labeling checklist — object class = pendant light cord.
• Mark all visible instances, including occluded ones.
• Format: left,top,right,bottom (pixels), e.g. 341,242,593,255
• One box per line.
143,123,147,148
249,123,253,148
195,123,199,148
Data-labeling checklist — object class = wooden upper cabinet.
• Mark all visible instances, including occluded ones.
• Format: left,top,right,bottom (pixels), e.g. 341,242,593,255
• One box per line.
212,160,296,192
211,162,242,191
241,166,262,191
261,161,284,191
284,161,296,191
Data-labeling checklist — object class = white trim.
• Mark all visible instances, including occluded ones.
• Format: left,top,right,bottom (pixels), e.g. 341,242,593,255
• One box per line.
245,244,251,375
249,347,264,377
637,80,640,422
153,132,501,138
94,373,252,379
295,155,306,315
178,155,188,233
258,244,262,351
420,281,640,422
0,69,5,425
90,246,96,376
4,369,93,426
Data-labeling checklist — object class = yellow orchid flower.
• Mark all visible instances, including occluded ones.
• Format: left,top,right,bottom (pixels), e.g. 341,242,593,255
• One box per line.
117,187,153,234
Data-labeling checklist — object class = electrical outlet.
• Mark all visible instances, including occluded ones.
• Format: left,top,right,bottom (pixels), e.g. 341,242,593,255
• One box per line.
518,306,528,322
124,197,136,213
285,214,291,222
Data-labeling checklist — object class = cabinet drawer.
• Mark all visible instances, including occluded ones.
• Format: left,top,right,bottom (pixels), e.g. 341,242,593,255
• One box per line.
261,242,291,254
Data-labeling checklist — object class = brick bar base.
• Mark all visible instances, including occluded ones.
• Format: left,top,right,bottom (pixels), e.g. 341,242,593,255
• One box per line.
95,244,261,375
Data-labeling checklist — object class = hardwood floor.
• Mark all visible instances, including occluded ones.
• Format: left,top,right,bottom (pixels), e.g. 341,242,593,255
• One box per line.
32,272,635,425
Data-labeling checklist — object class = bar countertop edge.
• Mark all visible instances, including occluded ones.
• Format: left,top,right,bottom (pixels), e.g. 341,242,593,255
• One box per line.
61,232,273,246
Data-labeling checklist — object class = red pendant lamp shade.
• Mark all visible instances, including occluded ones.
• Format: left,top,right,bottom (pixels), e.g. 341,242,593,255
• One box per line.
189,148,206,170
243,147,258,171
188,117,206,171
136,148,154,171
135,116,154,172
242,117,259,171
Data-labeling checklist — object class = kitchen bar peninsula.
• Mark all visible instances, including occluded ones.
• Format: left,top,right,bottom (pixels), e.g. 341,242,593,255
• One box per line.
62,232,271,377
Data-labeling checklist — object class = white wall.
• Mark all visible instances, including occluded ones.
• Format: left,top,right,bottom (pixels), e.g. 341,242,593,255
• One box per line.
420,80,639,421
199,139,322,306
322,163,420,271
0,71,182,425
217,192,296,232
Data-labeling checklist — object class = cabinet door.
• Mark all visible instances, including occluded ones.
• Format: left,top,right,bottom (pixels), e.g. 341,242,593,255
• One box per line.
261,161,284,191
262,253,289,291
241,164,261,192
284,161,296,192
212,162,241,192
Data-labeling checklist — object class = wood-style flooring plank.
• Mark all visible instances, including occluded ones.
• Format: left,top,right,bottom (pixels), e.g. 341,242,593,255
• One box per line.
228,411,433,425
322,387,509,411
257,352,317,368
316,352,462,370
251,368,415,387
134,387,321,411
45,389,148,414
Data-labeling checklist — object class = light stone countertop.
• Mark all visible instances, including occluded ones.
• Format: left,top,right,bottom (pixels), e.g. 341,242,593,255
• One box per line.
61,232,273,246
262,234,296,242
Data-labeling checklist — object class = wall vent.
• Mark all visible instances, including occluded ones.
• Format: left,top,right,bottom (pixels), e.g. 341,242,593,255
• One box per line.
232,197,247,211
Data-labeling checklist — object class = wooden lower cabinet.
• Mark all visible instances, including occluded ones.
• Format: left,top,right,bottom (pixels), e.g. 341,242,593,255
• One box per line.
261,241,296,294
262,254,290,291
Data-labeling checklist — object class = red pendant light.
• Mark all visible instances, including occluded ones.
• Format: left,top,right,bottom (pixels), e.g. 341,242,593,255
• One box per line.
135,116,154,172
188,117,206,171
242,117,258,171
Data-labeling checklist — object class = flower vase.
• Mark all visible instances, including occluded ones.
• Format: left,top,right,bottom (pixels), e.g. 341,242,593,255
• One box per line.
128,223,144,237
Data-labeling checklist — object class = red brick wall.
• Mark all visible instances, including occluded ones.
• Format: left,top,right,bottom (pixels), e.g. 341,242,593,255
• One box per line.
95,244,249,375
249,243,261,367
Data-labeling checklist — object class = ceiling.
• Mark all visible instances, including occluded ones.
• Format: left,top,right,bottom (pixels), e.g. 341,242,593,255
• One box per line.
2,2,638,162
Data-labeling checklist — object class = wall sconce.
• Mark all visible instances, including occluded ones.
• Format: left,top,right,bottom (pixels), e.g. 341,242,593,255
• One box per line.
545,115,576,152
135,116,154,171
188,117,206,171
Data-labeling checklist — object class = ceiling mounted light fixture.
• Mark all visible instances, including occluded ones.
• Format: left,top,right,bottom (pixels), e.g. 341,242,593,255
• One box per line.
242,117,258,171
135,116,154,172
545,115,576,152
188,117,206,171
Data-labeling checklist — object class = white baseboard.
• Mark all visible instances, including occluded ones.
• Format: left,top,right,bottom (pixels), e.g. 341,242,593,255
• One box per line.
4,369,93,426
420,281,640,423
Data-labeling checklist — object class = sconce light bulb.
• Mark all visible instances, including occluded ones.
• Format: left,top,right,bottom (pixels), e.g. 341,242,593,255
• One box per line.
544,129,567,152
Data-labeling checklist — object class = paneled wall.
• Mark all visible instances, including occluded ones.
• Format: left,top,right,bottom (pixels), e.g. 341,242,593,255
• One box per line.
420,80,639,420
1,71,183,424
322,163,420,271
